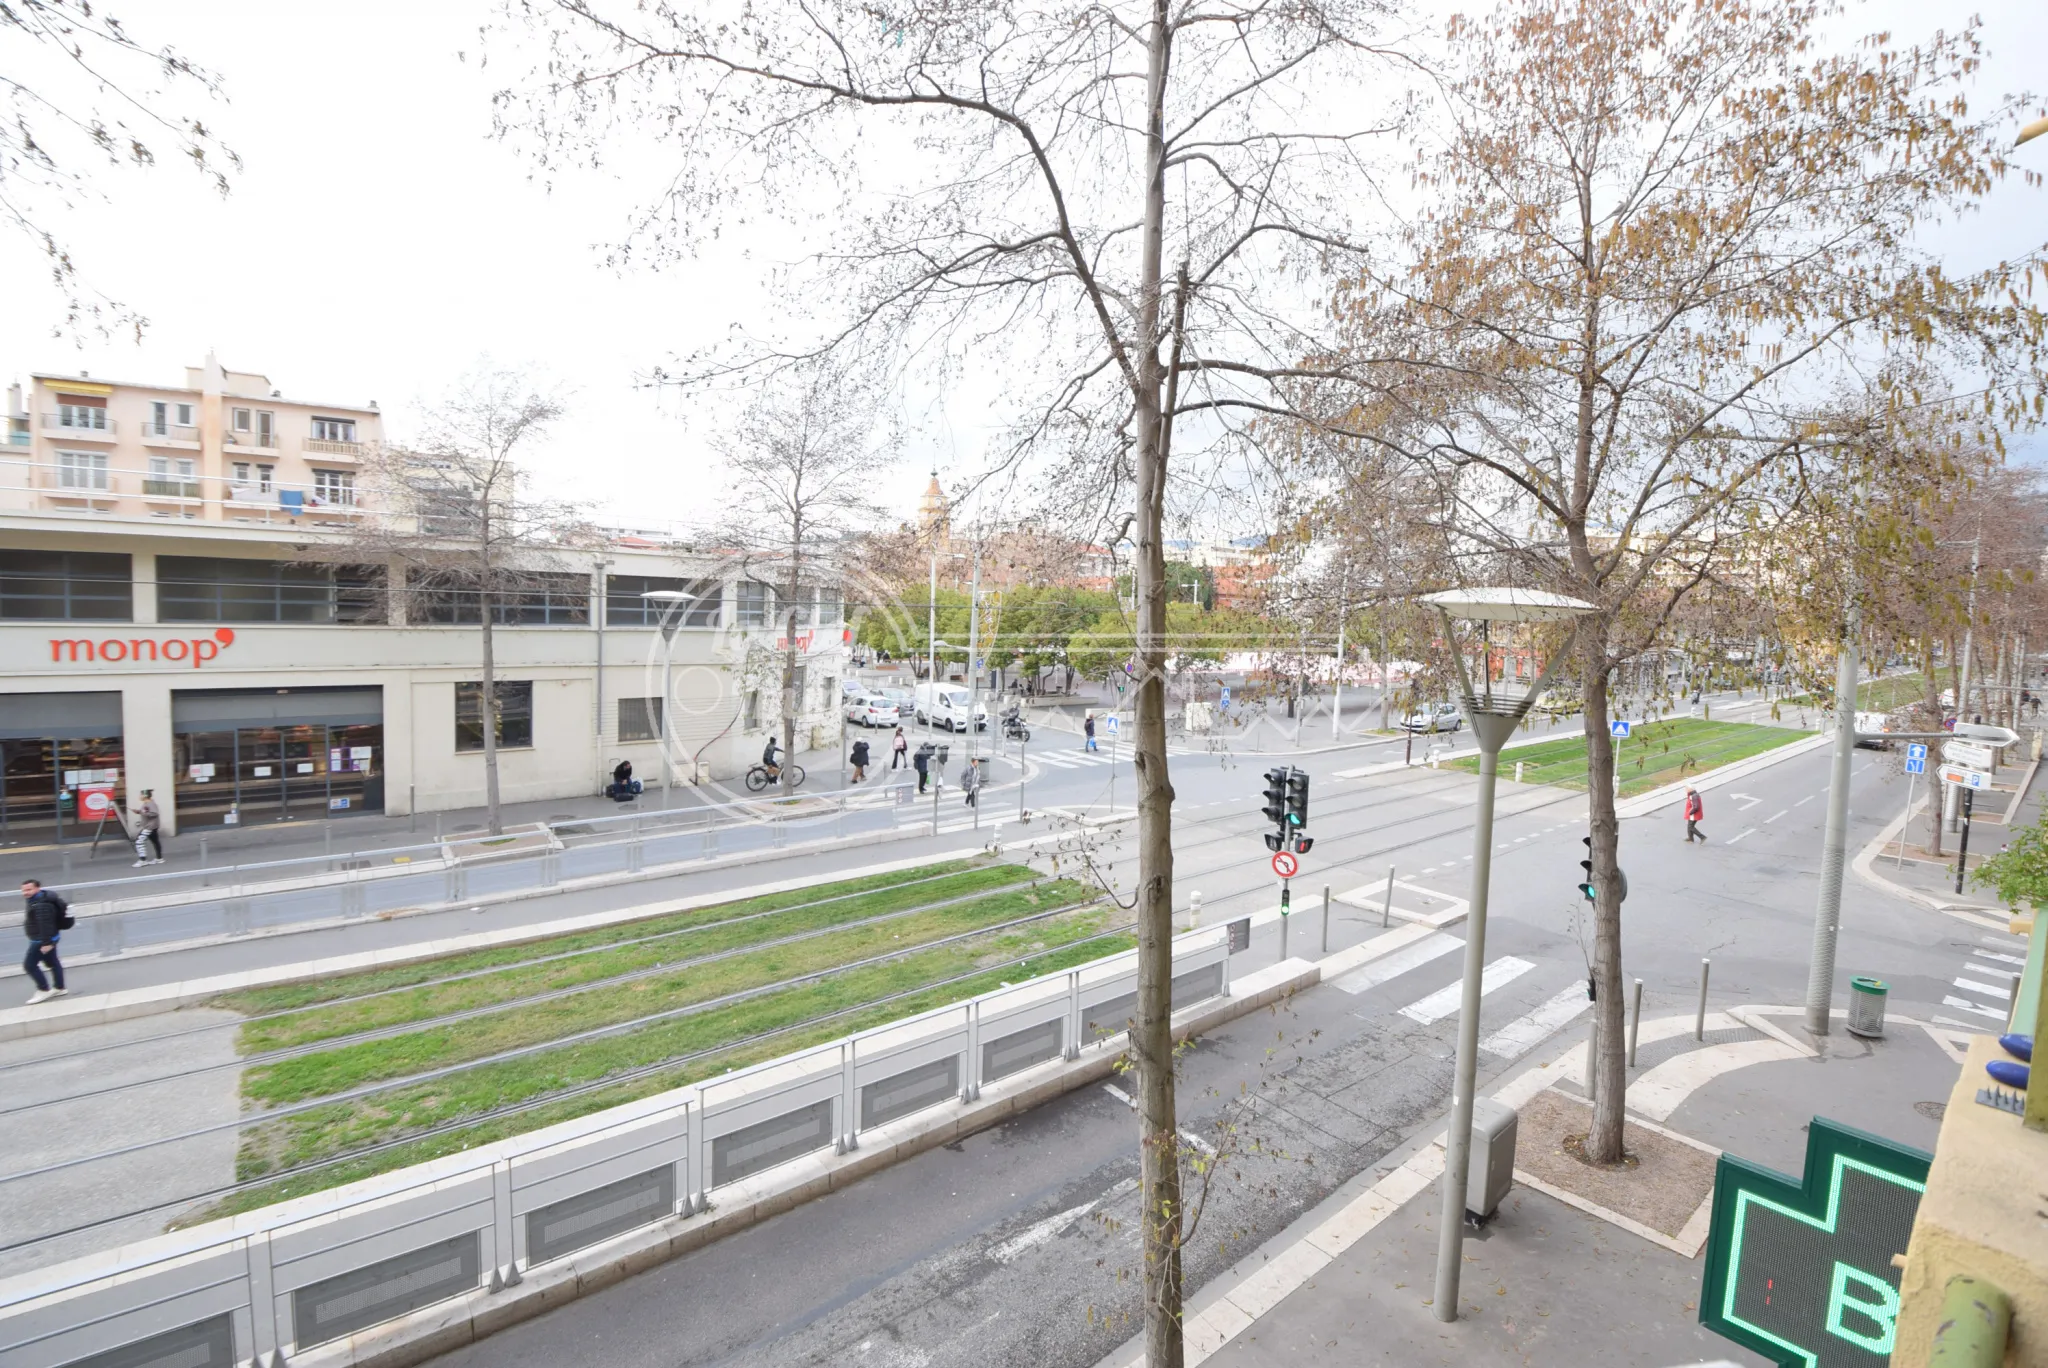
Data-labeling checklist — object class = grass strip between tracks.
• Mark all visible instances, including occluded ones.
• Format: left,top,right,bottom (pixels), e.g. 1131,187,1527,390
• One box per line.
240,877,1088,1105
1449,718,1805,797
208,904,1125,1216
226,862,1029,1054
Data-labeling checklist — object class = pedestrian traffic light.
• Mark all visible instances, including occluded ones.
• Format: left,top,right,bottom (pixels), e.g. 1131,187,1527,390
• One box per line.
1285,769,1310,828
1579,836,1597,902
1264,830,1286,852
1262,767,1288,826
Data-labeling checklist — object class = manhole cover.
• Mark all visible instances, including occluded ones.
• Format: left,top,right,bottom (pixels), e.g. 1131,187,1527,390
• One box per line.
1914,1101,1947,1122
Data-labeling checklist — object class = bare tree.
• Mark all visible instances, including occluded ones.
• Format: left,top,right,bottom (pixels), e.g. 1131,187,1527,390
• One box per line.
2,1,238,337
494,1,1399,1355
714,364,893,794
315,368,575,835
1319,0,2046,1163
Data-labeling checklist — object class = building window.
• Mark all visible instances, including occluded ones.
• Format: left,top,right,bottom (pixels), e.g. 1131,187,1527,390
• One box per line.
815,589,841,624
743,690,761,732
456,680,533,751
736,579,772,628
256,411,275,447
56,401,106,430
618,696,663,742
605,575,722,627
0,550,132,620
55,450,109,489
145,456,200,498
311,417,356,442
410,569,590,625
312,470,355,506
232,407,251,433
159,556,386,624
176,402,193,426
150,401,168,435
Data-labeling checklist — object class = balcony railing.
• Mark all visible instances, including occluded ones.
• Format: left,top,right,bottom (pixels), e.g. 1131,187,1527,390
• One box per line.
225,430,278,449
139,423,200,444
141,478,203,500
42,413,115,436
304,436,363,458
0,457,380,524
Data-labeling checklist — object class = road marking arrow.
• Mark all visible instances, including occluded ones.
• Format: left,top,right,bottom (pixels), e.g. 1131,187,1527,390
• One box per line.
1730,793,1762,810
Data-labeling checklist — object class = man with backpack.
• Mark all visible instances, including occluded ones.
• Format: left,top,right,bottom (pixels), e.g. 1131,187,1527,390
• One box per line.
21,878,72,1005
850,737,871,784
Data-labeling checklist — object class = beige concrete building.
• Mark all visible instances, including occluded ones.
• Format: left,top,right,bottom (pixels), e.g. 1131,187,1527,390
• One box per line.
1,361,848,846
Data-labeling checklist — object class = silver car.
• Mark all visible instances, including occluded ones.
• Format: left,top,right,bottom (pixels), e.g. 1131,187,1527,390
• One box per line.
1400,703,1464,733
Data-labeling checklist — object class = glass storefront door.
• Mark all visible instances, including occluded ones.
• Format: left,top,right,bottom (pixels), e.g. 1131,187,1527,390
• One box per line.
172,722,384,827
0,735,126,846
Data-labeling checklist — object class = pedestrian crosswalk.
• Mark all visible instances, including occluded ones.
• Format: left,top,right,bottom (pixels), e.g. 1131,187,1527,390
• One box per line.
1399,956,1534,1024
1030,747,1134,770
1939,931,2025,1030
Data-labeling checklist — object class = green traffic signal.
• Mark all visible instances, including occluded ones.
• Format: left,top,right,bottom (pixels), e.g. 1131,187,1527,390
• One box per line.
1285,768,1310,828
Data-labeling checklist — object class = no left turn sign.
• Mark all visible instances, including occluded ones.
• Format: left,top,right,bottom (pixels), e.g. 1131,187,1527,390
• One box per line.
1271,850,1300,879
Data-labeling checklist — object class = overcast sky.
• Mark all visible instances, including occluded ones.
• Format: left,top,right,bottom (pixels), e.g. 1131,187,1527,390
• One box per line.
2,0,2042,532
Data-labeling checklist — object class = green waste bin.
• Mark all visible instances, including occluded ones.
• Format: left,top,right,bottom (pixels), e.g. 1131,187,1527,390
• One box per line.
1847,976,1889,1038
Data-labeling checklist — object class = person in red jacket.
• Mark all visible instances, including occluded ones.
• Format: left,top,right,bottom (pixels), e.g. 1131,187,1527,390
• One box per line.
1683,788,1706,843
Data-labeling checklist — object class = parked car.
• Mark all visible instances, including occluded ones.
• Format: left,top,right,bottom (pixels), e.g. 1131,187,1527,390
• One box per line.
841,678,868,701
878,687,916,714
1401,702,1464,733
845,694,900,728
1853,710,1895,749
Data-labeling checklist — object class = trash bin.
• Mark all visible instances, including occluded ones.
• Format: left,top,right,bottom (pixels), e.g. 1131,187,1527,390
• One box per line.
1465,1096,1518,1221
1847,976,1889,1038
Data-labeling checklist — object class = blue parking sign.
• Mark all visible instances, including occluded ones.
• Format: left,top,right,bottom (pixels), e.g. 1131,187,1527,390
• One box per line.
1611,720,1631,738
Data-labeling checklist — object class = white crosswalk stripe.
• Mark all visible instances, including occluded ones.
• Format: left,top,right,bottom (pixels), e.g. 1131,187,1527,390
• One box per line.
1398,956,1535,1024
1332,933,1460,995
1939,934,2027,1032
1480,982,1592,1059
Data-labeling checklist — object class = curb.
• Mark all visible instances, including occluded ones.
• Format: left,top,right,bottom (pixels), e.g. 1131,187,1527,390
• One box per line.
1614,730,1829,818
1851,795,2005,917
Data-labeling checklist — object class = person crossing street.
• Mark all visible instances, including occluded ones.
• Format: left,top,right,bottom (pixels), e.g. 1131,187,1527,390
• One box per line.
1083,712,1098,752
891,726,908,770
850,737,871,784
1683,787,1706,843
132,789,163,866
20,878,71,1005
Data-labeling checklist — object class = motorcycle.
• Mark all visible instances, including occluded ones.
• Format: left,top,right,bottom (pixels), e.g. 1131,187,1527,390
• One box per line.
1002,708,1031,742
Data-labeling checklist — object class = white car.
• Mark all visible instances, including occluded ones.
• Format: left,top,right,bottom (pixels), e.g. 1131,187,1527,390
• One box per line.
846,694,900,728
1401,703,1464,733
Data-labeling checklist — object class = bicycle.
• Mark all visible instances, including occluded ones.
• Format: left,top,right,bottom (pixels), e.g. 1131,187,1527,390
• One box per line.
744,762,807,793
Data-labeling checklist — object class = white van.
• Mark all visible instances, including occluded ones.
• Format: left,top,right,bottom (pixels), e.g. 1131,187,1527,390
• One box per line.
915,681,989,732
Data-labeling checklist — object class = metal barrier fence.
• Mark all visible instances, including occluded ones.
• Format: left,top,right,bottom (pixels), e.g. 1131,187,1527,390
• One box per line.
0,922,1234,1368
0,781,976,961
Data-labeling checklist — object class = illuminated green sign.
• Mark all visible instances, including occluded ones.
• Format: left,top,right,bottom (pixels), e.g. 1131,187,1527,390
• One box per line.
1700,1117,1930,1367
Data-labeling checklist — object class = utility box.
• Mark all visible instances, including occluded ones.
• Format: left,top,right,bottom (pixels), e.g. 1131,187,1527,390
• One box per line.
1466,1097,1518,1221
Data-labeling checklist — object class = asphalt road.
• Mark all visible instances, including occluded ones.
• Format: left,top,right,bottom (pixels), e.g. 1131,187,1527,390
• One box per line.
414,714,1973,1368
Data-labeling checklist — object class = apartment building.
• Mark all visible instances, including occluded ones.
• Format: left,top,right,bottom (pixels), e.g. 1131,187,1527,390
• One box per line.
1,360,849,845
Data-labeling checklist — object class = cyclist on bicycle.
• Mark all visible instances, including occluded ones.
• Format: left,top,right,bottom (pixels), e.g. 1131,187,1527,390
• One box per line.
761,735,782,781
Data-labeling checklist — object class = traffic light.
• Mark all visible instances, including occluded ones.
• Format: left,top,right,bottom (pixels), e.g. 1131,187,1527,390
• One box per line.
1262,767,1288,826
1264,830,1286,852
1579,836,1597,902
1285,769,1310,829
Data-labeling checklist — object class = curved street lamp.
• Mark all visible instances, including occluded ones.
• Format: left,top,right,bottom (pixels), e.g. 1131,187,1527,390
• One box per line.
1417,587,1595,1323
642,590,696,800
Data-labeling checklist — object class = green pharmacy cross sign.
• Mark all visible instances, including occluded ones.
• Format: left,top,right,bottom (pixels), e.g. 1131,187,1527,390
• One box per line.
1700,1118,1931,1367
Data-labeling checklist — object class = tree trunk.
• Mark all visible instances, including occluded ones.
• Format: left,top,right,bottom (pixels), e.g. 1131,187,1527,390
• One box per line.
1132,0,1183,1361
1581,622,1628,1163
1924,640,1945,856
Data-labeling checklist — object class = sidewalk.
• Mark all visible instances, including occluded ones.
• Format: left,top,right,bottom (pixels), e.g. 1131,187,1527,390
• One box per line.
1100,1002,1966,1368
1857,751,2044,915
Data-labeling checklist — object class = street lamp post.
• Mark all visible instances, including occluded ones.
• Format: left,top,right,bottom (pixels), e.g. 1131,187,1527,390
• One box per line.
642,590,695,803
1418,588,1594,1324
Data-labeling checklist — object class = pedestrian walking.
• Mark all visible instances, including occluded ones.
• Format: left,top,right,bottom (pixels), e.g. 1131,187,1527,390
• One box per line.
891,727,908,770
913,741,933,794
850,738,871,784
20,878,71,1005
1683,787,1706,843
1083,712,1098,752
133,789,163,866
962,757,982,807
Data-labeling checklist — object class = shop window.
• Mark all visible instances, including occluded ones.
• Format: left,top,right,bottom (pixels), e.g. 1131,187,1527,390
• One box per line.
0,550,132,621
618,696,663,742
456,680,534,751
605,575,722,627
411,570,589,625
159,556,385,624
743,690,761,732
815,588,841,624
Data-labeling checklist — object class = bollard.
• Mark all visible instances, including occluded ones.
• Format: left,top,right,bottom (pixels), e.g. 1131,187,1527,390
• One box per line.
1322,884,1332,955
410,785,417,833
1381,865,1395,928
1515,760,1524,784
199,835,209,869
1628,978,1643,1067
1281,908,1290,961
1187,889,1201,932
62,848,72,880
325,824,333,870
1696,958,1711,1040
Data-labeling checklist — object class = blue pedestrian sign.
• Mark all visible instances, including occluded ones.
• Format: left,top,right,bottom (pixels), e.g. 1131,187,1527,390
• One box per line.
1905,743,1927,761
1904,756,1925,775
1105,715,1120,736
1611,720,1632,738
1219,687,1231,706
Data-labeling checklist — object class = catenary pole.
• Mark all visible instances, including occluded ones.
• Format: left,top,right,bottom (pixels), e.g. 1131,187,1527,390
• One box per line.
1804,596,1860,1034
